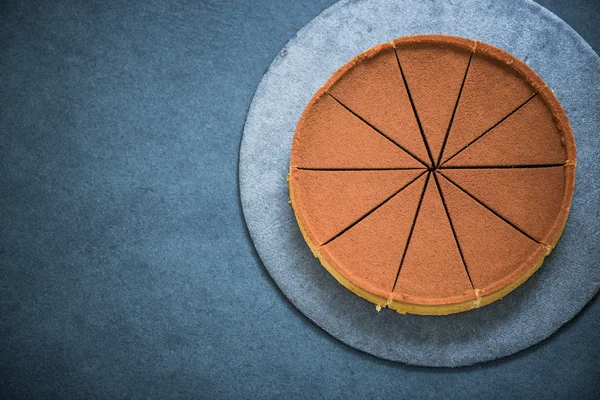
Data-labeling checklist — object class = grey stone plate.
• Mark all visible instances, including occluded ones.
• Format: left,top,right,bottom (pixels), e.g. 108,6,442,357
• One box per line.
238,0,600,367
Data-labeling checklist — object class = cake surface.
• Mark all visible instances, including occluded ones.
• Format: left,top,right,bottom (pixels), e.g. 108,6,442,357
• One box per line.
288,34,576,315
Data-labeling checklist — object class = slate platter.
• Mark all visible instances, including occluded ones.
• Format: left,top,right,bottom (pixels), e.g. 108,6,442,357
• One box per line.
238,0,600,367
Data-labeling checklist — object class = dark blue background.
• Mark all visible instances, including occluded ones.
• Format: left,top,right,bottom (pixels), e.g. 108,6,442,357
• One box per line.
1,1,598,398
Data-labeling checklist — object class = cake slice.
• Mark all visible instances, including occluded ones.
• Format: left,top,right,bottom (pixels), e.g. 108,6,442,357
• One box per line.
444,90,572,167
319,173,427,303
441,166,574,246
440,43,539,164
394,35,474,164
392,174,475,307
437,173,547,296
289,169,423,248
326,43,430,165
291,94,424,169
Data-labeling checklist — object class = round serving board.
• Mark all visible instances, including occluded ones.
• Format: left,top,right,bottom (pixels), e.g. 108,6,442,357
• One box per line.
239,0,600,367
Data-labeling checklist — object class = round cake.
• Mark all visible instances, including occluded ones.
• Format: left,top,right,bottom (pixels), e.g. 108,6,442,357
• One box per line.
288,34,576,315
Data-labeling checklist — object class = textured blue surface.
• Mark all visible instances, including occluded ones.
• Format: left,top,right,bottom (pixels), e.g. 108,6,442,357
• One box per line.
1,0,599,398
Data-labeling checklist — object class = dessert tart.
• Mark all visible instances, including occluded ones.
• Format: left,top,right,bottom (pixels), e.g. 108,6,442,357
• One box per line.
288,35,576,315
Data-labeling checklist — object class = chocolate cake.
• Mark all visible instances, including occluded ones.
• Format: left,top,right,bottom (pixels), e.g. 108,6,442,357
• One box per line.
288,34,576,315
